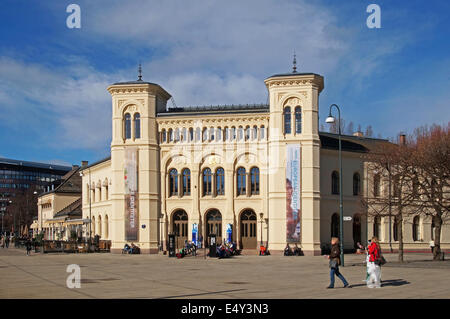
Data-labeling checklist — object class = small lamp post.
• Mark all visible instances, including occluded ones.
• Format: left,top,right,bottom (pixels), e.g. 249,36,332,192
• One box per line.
259,213,264,247
326,104,345,267
79,169,92,252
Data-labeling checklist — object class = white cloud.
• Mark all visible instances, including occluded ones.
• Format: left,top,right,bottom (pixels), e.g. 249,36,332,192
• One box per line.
0,57,113,150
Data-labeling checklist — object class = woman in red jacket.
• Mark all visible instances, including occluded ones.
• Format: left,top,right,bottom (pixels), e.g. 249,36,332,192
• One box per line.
367,237,382,288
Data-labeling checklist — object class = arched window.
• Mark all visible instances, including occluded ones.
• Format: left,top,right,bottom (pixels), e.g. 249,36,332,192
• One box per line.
181,128,186,142
210,127,215,141
182,169,191,196
98,215,102,238
295,106,302,134
412,216,420,241
283,106,291,134
161,129,166,143
104,215,109,239
252,126,257,140
134,113,141,139
174,128,180,143
393,215,399,241
373,216,381,239
331,171,339,195
224,127,229,141
393,175,400,198
237,167,246,196
373,174,380,197
168,129,173,142
189,128,194,142
124,113,131,139
231,127,236,140
202,168,212,196
245,126,250,141
202,128,208,142
260,126,265,140
169,169,178,197
216,168,225,195
238,126,244,141
250,167,260,195
331,213,339,238
353,173,361,196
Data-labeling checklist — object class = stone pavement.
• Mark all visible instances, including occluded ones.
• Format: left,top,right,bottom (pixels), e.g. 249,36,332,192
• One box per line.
0,247,449,299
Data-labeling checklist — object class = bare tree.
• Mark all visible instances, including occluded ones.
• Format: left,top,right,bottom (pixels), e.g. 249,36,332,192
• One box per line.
346,121,354,135
411,123,450,260
363,137,423,262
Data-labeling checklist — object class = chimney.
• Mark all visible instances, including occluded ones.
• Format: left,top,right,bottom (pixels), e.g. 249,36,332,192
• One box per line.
353,131,364,137
81,161,88,167
399,134,406,145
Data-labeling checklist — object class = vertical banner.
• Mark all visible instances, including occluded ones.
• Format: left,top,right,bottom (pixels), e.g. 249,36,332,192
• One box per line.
192,223,198,247
124,147,139,241
286,144,301,242
226,224,232,244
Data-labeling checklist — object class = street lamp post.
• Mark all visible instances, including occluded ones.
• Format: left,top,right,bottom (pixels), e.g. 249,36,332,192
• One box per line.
259,213,264,247
80,168,92,252
326,104,345,267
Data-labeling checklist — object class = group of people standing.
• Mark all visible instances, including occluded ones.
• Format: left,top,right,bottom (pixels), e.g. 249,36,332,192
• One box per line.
1,233,34,256
326,236,384,289
0,234,12,248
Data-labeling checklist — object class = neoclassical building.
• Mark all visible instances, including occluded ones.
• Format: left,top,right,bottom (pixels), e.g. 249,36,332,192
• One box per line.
79,69,449,255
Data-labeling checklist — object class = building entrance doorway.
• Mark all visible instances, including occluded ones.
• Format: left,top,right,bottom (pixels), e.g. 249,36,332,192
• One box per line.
240,209,257,249
172,210,188,249
205,209,222,246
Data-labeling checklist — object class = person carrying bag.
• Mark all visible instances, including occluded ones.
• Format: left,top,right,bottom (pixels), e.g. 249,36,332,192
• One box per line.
326,237,350,289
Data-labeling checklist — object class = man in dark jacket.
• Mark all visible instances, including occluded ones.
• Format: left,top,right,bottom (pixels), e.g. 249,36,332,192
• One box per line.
327,237,350,288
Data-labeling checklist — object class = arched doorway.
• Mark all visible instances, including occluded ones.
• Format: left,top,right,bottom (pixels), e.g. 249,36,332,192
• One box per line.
172,210,188,249
205,209,222,246
353,214,361,249
240,210,257,249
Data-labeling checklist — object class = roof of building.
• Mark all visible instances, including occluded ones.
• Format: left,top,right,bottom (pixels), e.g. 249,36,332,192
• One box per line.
0,157,72,173
266,72,323,79
53,198,82,218
39,166,82,196
112,80,159,86
319,132,392,153
157,104,270,117
79,156,111,171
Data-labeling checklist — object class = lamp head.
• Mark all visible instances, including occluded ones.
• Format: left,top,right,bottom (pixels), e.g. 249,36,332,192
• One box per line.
326,115,335,123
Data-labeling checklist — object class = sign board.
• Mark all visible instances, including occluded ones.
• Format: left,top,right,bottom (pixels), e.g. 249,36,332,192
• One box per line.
343,216,352,221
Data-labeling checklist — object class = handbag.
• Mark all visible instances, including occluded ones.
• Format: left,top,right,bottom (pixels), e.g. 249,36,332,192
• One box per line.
329,259,338,269
375,255,386,266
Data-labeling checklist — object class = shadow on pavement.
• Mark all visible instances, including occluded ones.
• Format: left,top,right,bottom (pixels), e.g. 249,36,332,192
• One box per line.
350,279,410,288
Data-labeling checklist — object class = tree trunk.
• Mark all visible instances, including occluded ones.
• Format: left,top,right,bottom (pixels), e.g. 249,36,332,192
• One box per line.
397,213,404,262
433,215,442,261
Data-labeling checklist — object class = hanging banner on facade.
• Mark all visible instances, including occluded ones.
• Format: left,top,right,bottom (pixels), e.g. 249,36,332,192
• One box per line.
286,144,301,242
192,223,198,247
124,147,139,241
226,224,232,244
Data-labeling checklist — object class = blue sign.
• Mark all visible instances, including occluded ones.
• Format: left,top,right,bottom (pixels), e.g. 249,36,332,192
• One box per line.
226,223,232,243
192,223,198,246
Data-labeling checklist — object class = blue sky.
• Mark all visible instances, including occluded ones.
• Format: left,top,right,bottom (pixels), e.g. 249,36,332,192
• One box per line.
0,0,449,166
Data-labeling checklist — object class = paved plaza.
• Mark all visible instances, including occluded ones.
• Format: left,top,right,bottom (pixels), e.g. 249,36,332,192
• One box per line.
0,248,449,299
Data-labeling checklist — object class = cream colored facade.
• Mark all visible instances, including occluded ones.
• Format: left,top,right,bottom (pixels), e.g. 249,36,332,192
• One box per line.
80,71,449,255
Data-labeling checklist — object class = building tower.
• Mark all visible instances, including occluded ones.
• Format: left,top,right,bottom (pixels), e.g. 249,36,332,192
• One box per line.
264,70,324,255
107,72,171,254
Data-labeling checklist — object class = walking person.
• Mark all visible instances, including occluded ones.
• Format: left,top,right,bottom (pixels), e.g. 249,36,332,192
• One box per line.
1,235,4,248
326,237,350,289
5,235,10,248
26,237,32,256
429,239,435,254
367,236,382,288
